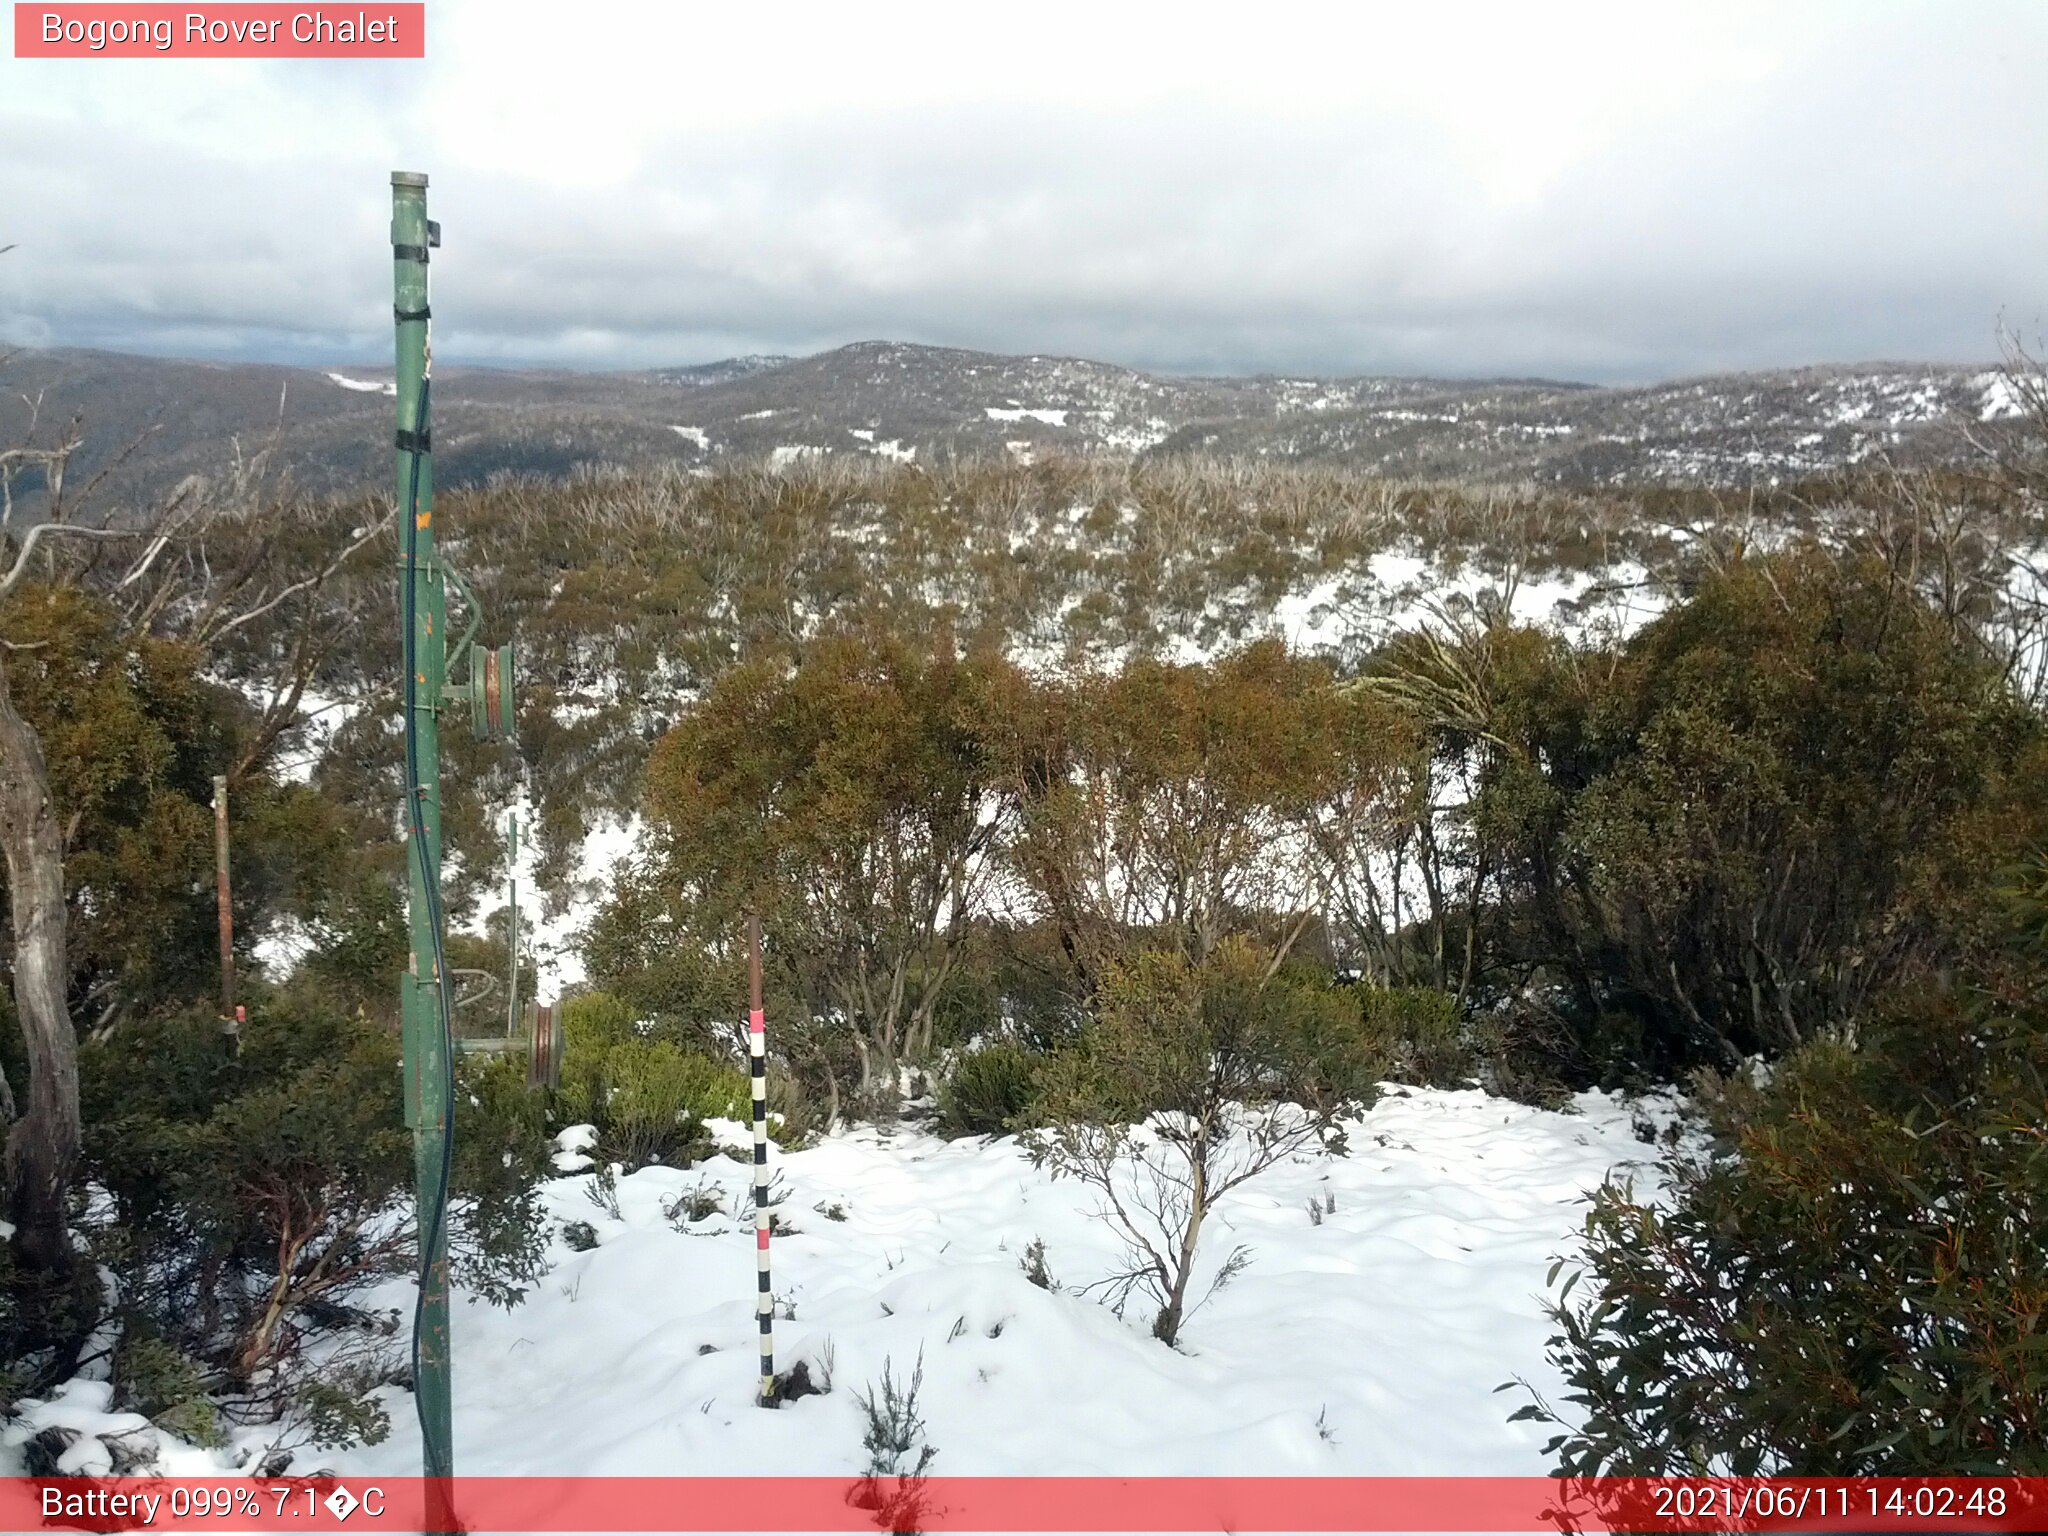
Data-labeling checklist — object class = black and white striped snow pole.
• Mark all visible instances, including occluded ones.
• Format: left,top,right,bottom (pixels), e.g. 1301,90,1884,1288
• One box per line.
748,913,774,1407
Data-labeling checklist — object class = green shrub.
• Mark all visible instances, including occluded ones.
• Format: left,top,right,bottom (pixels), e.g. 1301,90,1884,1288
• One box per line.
557,991,749,1167
1522,995,2048,1475
936,1043,1042,1138
1027,939,1383,1345
76,999,549,1445
1504,554,2036,1078
1354,985,1470,1088
114,1328,222,1447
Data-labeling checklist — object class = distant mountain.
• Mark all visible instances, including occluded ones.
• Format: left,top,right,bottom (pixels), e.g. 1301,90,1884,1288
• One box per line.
0,340,2027,517
648,355,792,388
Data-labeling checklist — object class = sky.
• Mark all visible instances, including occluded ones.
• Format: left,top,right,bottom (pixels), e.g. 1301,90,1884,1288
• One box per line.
2,0,2044,384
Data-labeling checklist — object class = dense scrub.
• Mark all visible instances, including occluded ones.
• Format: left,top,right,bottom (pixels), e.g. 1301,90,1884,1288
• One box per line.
554,990,750,1169
1527,984,2048,1475
68,999,548,1450
591,539,2047,1110
5,443,2047,1463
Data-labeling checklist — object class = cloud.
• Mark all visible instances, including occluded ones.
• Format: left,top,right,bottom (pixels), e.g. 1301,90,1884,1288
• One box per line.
1,0,2042,381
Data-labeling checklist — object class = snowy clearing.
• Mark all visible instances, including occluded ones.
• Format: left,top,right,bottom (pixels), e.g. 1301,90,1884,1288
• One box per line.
0,1086,1673,1489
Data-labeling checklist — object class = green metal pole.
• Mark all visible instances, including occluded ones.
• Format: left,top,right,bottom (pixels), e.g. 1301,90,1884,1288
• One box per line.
392,170,454,1497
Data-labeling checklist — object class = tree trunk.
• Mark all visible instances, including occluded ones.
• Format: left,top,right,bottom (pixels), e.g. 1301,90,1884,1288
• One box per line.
0,651,79,1279
1154,1157,1211,1348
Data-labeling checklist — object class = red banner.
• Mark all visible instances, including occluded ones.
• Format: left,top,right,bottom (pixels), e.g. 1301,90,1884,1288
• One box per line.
7,1476,2047,1532
12,4,424,58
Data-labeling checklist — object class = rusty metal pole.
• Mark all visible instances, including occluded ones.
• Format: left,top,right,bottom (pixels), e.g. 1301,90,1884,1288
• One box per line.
212,774,235,1019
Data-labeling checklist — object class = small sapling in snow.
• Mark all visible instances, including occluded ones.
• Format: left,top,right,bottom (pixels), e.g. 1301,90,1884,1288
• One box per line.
852,1349,938,1534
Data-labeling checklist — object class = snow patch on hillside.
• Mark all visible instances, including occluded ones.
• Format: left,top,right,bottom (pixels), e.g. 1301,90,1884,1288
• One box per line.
527,814,642,995
267,687,354,785
986,406,1069,427
1979,372,2029,421
326,372,395,395
1096,414,1173,452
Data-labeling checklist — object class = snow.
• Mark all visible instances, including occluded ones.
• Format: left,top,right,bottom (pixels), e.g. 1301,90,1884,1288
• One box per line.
268,686,353,785
1979,372,2029,421
668,425,710,450
326,371,395,395
1096,414,1174,453
769,445,824,470
1273,576,1349,650
252,915,317,979
552,1122,599,1174
984,406,1069,427
524,814,642,995
4,1084,1672,1493
1367,549,1430,593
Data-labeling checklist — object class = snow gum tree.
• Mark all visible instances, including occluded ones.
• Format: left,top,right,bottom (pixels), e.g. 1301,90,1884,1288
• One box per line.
0,378,383,1346
641,625,1021,1107
989,639,1390,986
1,556,371,1287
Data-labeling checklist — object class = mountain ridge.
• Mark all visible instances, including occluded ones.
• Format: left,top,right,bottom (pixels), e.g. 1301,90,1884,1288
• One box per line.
0,339,2026,514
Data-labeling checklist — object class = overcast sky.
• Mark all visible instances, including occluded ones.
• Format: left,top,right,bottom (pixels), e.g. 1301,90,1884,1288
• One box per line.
2,0,2043,383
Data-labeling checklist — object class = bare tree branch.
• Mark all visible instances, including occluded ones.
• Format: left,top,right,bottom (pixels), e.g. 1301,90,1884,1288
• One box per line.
0,522,161,602
195,511,390,647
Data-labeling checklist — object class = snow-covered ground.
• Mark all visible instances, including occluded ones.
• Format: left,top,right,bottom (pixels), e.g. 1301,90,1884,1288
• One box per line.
1,1086,1675,1492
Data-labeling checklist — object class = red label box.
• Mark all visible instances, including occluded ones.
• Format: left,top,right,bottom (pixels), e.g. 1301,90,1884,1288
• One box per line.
13,3,425,57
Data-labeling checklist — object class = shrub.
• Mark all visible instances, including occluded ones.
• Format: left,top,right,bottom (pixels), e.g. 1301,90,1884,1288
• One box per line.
935,1043,1042,1138
1378,549,2047,1083
852,1350,937,1531
557,990,750,1168
1018,1237,1058,1292
1522,995,2048,1475
1027,939,1383,1345
855,1349,937,1478
76,998,549,1445
112,1327,221,1447
1354,984,1470,1088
